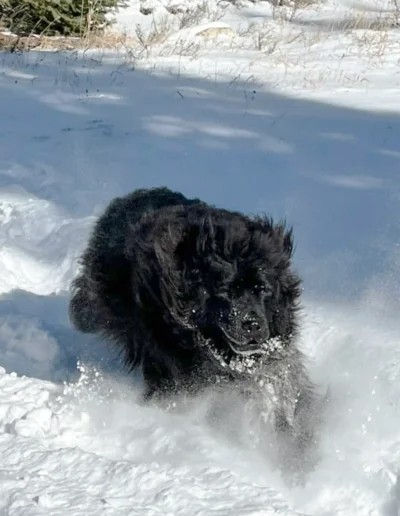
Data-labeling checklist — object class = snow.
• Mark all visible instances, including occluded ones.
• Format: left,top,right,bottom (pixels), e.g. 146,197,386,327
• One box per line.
1,0,400,513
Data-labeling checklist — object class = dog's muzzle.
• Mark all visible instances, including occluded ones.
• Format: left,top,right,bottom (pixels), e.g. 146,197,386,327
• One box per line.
220,327,271,357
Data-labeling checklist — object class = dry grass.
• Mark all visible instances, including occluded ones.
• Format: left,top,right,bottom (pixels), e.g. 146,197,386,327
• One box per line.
175,1,225,29
0,30,136,52
133,16,172,57
0,0,399,70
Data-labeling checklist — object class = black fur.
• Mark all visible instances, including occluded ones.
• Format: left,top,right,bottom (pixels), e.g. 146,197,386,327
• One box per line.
69,187,323,483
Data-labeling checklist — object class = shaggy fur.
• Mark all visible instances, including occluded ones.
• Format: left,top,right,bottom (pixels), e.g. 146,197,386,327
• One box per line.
69,187,323,483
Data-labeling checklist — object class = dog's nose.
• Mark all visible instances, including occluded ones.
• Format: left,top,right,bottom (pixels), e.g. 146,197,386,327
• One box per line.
241,312,263,338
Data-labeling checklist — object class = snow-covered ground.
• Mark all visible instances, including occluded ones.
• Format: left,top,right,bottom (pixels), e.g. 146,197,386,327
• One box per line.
1,0,400,513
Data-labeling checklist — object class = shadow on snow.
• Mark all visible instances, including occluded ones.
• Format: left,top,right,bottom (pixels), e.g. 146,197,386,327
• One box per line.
0,50,399,381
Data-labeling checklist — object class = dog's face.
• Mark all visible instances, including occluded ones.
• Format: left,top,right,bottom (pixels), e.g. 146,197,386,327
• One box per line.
199,265,281,355
170,209,302,366
182,261,300,363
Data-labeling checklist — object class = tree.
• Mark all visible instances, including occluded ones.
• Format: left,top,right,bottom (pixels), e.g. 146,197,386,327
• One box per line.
0,0,127,36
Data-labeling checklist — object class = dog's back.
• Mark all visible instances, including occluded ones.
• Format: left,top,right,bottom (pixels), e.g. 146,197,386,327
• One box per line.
90,187,204,253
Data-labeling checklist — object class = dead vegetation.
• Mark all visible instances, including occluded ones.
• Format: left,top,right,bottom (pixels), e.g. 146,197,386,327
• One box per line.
0,0,399,61
0,30,136,52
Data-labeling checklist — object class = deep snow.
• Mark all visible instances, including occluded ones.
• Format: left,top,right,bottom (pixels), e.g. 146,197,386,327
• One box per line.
1,1,400,512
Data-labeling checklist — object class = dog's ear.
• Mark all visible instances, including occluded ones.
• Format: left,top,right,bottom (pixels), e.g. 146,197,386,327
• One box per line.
153,218,186,273
173,227,199,271
282,226,295,259
174,215,216,269
251,216,296,270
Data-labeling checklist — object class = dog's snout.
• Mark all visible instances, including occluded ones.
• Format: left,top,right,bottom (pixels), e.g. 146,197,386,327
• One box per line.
241,312,263,336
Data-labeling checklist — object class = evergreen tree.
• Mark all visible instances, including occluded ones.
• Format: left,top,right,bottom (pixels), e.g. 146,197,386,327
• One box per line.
0,0,127,36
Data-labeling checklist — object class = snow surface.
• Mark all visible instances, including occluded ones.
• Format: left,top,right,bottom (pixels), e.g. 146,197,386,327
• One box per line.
1,0,400,513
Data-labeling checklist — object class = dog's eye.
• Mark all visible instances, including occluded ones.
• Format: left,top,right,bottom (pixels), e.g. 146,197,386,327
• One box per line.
201,289,211,300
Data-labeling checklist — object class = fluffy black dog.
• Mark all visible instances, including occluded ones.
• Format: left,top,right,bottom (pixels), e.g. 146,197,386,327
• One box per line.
69,187,322,482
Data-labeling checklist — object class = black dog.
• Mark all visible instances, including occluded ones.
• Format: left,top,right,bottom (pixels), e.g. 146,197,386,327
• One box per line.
69,187,323,482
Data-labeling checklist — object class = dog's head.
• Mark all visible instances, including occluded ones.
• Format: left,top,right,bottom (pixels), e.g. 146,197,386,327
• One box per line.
130,204,302,372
